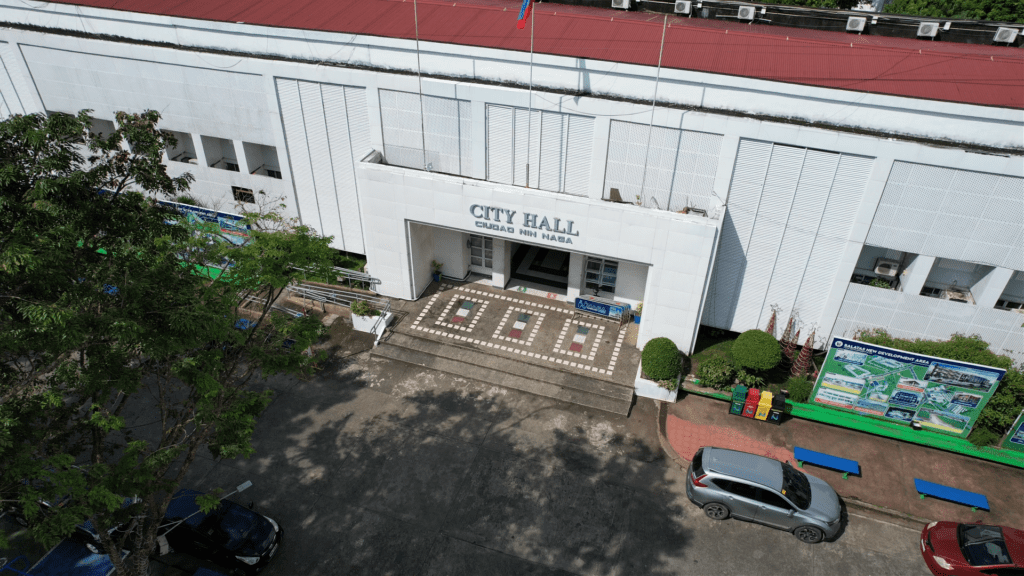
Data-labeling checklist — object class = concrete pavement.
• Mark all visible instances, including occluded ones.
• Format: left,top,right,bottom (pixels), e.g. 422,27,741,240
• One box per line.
168,347,929,576
661,393,1024,529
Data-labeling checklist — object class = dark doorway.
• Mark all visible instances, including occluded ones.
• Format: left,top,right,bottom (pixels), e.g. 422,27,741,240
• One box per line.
510,243,572,290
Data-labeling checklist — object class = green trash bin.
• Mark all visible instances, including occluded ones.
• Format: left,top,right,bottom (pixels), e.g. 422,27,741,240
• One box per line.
730,385,747,416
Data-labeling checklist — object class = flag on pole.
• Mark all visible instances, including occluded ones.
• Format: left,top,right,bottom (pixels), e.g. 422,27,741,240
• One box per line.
517,0,532,29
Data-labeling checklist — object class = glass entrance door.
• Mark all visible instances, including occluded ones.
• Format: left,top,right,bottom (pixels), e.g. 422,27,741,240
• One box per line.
585,257,618,297
469,235,493,272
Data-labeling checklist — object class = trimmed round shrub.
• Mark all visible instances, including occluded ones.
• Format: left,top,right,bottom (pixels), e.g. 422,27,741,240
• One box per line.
642,337,680,382
785,376,813,403
696,356,734,390
732,330,782,372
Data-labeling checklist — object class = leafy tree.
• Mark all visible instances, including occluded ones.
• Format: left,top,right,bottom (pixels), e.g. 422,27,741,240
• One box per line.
0,110,336,575
884,0,1023,23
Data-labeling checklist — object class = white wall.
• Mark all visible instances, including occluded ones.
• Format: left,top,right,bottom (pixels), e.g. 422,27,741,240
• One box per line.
833,283,1024,364
866,162,1024,271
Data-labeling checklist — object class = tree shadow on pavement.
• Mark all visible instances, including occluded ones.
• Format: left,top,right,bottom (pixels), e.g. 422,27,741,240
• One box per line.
184,357,696,576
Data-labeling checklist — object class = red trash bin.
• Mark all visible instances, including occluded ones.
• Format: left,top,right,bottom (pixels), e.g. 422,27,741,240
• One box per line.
741,388,761,419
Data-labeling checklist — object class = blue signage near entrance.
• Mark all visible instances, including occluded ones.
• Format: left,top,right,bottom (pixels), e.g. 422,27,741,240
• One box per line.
574,296,630,320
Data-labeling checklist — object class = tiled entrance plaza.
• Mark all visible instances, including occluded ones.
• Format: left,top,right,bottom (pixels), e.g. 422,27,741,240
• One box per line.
392,279,641,386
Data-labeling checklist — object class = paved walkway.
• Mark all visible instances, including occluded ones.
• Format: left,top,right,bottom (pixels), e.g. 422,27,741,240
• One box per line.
664,393,1024,528
392,278,641,387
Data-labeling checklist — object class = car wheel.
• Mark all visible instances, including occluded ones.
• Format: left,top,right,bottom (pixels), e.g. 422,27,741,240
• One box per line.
703,503,730,520
794,525,824,544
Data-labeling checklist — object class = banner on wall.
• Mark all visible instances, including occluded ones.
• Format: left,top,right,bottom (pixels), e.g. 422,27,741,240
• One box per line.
1003,411,1024,453
810,337,1006,438
160,201,251,247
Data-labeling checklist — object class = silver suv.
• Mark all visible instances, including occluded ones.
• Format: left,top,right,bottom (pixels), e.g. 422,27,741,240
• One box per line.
685,447,842,543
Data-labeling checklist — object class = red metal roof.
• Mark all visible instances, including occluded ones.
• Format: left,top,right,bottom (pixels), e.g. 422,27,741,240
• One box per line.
47,0,1024,108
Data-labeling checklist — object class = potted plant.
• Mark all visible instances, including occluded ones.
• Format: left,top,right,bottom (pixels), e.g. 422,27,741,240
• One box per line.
350,299,392,336
634,337,682,402
633,302,643,324
430,260,443,282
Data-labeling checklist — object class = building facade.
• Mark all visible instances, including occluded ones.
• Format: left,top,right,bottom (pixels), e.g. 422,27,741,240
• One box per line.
0,0,1021,360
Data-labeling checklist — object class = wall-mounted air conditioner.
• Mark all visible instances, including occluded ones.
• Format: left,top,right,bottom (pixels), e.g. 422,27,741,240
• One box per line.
846,16,866,32
994,27,1019,44
611,0,630,10
874,258,900,278
736,5,755,20
917,22,940,37
674,0,692,14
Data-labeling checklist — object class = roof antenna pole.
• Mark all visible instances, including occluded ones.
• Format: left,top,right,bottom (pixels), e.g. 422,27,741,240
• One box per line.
413,0,428,171
638,14,667,208
526,1,535,188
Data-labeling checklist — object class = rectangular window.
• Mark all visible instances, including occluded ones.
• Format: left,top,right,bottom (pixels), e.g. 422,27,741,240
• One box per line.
469,235,493,269
232,186,255,204
226,162,240,172
266,169,282,179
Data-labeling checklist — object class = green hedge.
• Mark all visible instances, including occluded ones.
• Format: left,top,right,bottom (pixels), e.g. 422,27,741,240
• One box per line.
642,337,680,382
696,356,734,390
732,330,781,372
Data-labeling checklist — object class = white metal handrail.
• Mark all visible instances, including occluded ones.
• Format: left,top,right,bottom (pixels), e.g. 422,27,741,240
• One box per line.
292,266,381,292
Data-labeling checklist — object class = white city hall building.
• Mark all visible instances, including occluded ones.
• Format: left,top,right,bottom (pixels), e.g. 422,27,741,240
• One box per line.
0,0,1021,360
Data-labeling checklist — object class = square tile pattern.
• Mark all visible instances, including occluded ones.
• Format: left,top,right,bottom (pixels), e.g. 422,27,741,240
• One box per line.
554,319,605,362
492,307,546,346
411,284,628,376
433,295,489,332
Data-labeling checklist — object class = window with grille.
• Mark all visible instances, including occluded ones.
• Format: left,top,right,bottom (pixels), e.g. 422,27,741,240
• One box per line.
470,235,493,269
232,186,255,204
585,257,618,296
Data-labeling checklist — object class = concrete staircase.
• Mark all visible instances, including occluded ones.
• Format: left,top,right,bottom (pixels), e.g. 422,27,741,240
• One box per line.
372,331,634,415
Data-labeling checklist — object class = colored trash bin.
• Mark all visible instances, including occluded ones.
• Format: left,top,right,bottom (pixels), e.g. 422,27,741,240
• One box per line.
730,385,748,416
741,388,761,418
767,393,786,425
754,391,772,421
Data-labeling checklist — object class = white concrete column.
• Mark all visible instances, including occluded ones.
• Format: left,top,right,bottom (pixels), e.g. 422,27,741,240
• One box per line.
586,117,611,201
471,100,487,181
491,238,512,289
232,140,250,175
566,252,585,301
191,133,209,167
973,267,1015,309
901,255,936,296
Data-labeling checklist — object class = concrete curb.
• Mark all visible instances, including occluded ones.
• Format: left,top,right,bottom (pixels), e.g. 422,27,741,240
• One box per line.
655,400,931,527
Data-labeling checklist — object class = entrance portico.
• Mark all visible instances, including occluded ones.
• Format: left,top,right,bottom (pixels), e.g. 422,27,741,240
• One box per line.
356,153,722,354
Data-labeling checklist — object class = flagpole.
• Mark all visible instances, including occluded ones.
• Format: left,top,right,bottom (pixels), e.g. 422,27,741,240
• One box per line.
638,15,667,207
413,0,428,171
526,0,535,188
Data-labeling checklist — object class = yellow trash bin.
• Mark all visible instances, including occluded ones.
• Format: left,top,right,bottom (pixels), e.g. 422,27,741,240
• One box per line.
754,391,772,421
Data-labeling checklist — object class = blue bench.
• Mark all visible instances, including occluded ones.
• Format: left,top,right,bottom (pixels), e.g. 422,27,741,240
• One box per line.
915,479,990,511
794,447,860,479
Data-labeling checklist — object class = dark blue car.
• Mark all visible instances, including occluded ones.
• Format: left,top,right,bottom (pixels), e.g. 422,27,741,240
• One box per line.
162,489,282,575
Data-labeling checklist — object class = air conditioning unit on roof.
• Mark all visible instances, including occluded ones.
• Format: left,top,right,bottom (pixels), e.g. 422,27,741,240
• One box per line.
874,258,900,278
846,16,866,32
674,0,692,14
994,27,1019,43
737,5,755,20
917,22,940,37
611,0,630,10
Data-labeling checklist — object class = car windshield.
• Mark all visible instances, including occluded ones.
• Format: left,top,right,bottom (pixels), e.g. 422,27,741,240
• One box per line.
197,501,260,554
959,525,1013,566
780,462,812,510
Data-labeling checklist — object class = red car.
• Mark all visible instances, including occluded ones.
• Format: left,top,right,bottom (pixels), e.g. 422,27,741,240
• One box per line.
920,521,1024,576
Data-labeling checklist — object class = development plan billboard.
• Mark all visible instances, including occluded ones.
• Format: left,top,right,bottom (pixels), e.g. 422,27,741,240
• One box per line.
810,337,1006,438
